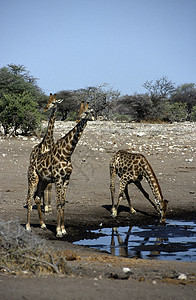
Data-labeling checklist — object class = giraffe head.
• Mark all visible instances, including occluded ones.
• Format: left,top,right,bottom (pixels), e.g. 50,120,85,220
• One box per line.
44,93,63,112
160,199,169,223
44,93,56,111
76,101,95,123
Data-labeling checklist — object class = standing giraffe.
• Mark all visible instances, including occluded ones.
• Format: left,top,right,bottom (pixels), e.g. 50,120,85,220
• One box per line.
29,93,57,214
26,102,93,237
109,150,168,223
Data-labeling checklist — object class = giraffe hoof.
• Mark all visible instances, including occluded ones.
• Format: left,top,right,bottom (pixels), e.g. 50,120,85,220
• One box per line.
111,210,117,218
44,206,49,214
26,224,31,232
61,229,67,236
41,223,47,230
130,208,136,214
56,231,63,238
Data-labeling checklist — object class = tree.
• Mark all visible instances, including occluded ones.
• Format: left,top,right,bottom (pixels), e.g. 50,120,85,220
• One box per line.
170,83,196,117
0,92,41,135
191,106,196,121
55,90,81,121
76,84,120,119
55,84,120,120
113,94,153,121
143,76,175,103
0,64,47,109
0,64,45,135
167,102,188,122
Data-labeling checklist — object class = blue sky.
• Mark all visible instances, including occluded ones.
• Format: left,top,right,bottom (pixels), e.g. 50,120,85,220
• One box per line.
0,0,195,95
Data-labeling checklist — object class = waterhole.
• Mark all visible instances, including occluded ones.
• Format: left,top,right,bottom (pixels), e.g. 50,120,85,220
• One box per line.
74,220,196,262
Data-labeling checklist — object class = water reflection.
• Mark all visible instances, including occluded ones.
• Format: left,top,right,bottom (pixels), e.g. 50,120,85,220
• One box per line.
110,226,168,260
74,220,196,262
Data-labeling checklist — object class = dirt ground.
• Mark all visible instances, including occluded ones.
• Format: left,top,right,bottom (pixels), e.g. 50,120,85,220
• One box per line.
0,121,196,299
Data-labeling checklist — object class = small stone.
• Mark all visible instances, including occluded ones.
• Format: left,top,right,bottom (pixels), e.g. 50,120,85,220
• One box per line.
122,267,131,273
178,273,187,280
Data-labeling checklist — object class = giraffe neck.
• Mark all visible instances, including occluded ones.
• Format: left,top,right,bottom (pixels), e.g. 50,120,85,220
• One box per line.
41,106,56,150
30,107,57,164
143,159,163,210
54,118,88,159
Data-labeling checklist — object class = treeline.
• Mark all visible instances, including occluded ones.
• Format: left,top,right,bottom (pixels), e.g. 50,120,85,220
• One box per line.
0,64,195,136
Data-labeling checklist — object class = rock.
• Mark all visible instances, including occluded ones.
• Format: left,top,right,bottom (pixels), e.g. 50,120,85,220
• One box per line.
178,273,187,280
122,267,131,273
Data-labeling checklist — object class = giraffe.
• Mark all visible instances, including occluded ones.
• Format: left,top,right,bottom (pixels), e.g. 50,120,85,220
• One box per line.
26,102,94,237
109,150,168,223
29,93,57,214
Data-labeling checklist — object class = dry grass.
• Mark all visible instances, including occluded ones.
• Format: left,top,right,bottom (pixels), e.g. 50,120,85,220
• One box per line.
0,219,79,276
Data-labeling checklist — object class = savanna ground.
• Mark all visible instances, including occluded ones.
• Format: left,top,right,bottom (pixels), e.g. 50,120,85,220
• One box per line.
0,121,196,299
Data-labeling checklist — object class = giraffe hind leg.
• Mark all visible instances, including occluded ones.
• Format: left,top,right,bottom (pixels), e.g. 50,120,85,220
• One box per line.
35,180,48,229
110,162,117,216
48,183,52,213
124,184,136,214
43,183,52,214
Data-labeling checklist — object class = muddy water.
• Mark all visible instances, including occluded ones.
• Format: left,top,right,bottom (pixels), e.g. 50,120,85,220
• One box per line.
74,220,196,262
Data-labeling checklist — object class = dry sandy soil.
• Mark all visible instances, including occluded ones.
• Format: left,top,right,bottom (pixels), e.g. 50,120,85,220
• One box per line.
0,121,196,299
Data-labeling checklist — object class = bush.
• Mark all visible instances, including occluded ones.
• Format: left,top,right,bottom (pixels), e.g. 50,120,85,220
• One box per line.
0,92,41,135
111,113,132,122
190,106,196,121
167,102,188,122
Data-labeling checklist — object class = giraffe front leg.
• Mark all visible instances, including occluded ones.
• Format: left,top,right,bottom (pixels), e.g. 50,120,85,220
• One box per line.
59,178,70,236
111,195,123,218
55,177,70,237
26,195,32,232
26,169,39,231
55,184,64,237
160,200,169,223
112,179,126,218
56,208,66,237
56,207,63,237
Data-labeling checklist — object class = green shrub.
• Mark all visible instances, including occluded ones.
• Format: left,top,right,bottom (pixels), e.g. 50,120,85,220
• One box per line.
190,106,196,121
0,92,41,135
